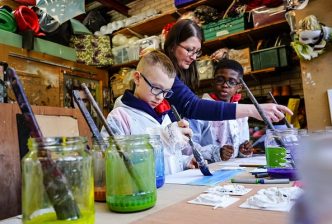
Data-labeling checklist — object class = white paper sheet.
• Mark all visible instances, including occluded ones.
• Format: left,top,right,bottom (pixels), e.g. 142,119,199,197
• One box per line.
204,185,252,196
188,195,239,209
218,155,266,167
239,200,294,212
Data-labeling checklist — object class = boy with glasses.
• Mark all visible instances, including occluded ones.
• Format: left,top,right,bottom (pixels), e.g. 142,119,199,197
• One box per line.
186,59,253,163
201,59,253,161
101,50,197,174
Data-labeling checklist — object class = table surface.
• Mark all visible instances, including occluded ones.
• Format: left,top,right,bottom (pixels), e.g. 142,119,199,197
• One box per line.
0,158,293,224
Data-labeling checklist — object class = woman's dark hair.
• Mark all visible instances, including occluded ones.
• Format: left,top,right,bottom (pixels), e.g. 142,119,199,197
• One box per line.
163,19,203,90
214,59,244,78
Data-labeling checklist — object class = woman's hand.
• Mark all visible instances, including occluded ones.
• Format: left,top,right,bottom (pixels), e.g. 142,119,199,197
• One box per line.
237,103,293,122
220,145,234,161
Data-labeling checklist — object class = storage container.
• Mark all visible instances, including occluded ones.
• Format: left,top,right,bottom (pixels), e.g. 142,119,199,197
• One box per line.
174,0,197,8
137,35,160,56
111,44,140,65
203,14,252,41
252,5,286,27
251,45,289,70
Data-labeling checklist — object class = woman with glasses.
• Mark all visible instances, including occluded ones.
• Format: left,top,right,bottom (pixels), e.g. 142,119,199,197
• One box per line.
163,19,292,122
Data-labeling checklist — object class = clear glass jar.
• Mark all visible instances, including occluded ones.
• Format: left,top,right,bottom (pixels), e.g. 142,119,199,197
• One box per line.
149,135,165,188
22,137,94,224
105,135,156,212
264,128,299,168
91,139,107,202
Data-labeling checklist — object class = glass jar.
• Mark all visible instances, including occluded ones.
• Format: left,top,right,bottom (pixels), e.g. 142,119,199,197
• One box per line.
22,137,94,224
105,135,156,212
91,139,107,202
264,128,299,168
149,135,165,188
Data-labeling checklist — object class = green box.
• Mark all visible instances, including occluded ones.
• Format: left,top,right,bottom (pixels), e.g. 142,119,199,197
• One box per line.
0,29,76,61
203,14,252,41
251,45,289,70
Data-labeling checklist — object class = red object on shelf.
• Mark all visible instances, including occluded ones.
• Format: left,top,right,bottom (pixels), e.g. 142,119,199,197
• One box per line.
14,0,36,5
252,6,286,27
14,5,44,36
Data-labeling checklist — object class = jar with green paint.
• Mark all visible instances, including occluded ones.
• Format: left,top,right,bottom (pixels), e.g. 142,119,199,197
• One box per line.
105,135,156,212
264,128,299,168
22,137,94,224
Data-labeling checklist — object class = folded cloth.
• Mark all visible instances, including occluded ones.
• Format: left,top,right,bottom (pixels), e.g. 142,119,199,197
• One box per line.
13,5,43,36
0,7,17,32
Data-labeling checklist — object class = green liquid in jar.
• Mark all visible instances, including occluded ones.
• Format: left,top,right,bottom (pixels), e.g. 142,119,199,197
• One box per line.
107,191,156,212
24,211,94,224
265,147,287,168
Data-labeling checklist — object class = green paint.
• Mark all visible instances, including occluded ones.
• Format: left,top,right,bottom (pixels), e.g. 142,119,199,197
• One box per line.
24,211,94,224
265,147,287,168
107,192,157,212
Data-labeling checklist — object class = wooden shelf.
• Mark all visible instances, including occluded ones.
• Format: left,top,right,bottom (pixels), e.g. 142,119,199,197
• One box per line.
245,67,276,75
203,20,290,50
109,60,138,73
112,10,180,37
177,0,234,14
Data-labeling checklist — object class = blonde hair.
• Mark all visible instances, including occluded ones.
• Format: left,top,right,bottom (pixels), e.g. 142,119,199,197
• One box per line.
137,50,176,78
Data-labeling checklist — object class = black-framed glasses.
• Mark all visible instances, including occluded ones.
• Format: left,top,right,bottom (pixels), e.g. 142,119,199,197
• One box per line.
140,73,174,98
214,76,240,88
178,44,202,57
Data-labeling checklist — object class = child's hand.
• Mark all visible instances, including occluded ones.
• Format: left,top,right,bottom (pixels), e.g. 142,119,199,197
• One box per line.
187,157,198,169
177,119,193,141
239,140,253,156
220,145,234,161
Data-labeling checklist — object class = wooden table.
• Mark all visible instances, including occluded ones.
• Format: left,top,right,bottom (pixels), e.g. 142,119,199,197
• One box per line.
0,161,292,224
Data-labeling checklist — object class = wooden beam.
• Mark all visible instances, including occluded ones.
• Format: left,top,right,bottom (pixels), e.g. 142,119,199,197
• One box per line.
96,0,130,16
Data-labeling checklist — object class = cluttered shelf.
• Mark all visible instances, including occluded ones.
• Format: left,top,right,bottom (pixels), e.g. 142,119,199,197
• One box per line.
110,19,290,72
204,20,290,50
112,10,180,37
176,0,234,13
112,0,236,37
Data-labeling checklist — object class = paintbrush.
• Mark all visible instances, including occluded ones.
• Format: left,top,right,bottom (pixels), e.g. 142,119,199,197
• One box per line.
171,105,213,176
268,91,292,128
239,78,295,168
72,90,105,148
79,83,147,192
7,67,80,220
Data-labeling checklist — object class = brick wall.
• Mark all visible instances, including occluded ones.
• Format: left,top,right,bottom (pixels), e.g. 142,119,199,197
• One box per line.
244,65,303,98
